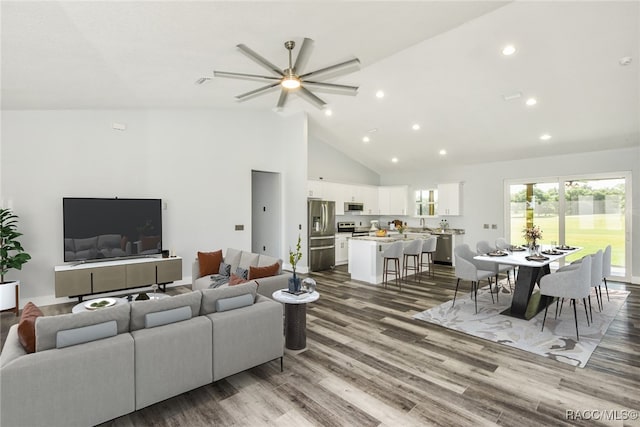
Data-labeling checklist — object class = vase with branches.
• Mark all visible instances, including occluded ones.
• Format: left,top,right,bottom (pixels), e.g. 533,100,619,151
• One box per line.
288,235,302,292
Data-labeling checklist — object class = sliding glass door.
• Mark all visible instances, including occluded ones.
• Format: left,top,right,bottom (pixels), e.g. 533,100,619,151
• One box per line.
506,173,631,279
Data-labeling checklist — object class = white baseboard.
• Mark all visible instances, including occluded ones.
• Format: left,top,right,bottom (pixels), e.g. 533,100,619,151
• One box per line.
18,278,192,309
632,275,640,285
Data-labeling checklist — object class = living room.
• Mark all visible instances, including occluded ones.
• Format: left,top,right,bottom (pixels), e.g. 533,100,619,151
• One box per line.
1,1,639,426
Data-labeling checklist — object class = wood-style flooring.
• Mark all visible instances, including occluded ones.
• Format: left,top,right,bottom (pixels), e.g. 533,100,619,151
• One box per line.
1,265,638,426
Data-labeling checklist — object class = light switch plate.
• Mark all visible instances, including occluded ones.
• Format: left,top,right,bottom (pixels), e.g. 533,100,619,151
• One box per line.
235,225,244,231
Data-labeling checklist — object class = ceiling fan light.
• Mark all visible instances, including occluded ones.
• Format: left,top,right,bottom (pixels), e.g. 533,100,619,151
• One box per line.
282,76,300,89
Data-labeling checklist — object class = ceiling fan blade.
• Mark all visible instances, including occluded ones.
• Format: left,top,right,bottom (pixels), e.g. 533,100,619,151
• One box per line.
276,89,288,109
214,71,281,83
297,87,327,109
300,58,360,81
236,82,281,101
302,81,358,95
293,38,314,74
237,44,284,77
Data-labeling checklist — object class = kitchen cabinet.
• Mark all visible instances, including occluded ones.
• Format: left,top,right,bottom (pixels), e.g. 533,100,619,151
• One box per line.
335,235,349,265
307,180,325,199
378,186,408,215
361,186,379,214
437,183,462,215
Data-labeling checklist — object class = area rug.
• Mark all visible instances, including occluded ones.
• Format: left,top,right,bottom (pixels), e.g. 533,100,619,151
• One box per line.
412,284,629,367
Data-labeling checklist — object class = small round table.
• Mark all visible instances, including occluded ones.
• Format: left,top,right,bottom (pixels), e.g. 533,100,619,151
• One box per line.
272,289,319,350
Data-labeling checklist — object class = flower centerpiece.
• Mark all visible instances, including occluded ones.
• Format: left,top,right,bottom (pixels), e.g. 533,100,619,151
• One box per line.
288,235,303,293
523,225,543,254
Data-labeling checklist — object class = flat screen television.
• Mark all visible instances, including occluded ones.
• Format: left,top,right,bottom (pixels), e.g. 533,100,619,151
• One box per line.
63,198,162,262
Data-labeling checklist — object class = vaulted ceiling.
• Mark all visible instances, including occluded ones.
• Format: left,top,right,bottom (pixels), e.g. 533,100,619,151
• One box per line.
2,1,638,174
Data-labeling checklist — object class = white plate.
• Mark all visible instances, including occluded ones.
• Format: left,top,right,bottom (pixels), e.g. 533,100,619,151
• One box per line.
84,297,117,310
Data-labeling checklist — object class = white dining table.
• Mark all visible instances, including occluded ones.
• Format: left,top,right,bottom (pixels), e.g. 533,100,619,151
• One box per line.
474,246,582,320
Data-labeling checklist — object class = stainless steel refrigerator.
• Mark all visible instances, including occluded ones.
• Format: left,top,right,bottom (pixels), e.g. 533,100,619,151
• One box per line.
308,200,336,271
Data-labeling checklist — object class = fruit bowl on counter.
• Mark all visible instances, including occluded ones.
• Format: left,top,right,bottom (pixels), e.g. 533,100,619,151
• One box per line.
375,229,388,237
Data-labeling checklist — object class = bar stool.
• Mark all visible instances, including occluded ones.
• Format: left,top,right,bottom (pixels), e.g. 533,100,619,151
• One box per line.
382,241,404,290
419,236,437,278
403,239,423,283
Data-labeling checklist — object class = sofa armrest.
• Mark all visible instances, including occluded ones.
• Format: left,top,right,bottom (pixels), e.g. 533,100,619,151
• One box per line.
253,273,293,299
0,325,26,368
192,259,201,281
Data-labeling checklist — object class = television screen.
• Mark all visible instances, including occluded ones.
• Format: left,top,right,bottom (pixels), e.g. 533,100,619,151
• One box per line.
63,198,162,262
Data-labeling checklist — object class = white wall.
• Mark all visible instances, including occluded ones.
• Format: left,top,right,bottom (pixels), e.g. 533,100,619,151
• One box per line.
381,146,640,281
1,109,308,305
308,136,379,185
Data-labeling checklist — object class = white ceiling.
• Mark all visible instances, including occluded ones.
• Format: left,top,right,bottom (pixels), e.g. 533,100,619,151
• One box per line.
2,1,639,175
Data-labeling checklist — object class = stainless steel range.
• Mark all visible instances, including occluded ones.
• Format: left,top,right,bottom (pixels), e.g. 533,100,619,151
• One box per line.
337,221,369,237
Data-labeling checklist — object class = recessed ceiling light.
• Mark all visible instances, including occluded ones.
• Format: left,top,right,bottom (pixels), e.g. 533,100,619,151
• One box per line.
362,136,370,143
375,90,385,99
540,134,552,141
324,109,333,117
391,157,399,163
412,124,420,131
502,45,516,56
525,98,537,106
439,149,447,156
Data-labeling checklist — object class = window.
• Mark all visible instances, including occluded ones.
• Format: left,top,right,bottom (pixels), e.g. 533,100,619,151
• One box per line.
415,189,437,216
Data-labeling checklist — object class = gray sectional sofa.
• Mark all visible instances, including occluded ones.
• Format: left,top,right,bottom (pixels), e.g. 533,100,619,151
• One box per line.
192,248,292,298
0,284,284,427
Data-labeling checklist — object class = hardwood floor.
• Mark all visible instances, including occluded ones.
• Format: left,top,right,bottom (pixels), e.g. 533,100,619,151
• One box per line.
2,265,638,426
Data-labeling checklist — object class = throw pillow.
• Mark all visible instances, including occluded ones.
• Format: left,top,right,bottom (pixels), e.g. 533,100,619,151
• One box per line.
198,250,222,277
218,261,231,277
249,262,280,280
17,302,43,353
56,320,117,349
235,267,248,280
229,273,248,286
215,294,254,312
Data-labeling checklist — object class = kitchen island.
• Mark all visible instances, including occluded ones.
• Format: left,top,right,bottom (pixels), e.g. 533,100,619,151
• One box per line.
348,235,430,285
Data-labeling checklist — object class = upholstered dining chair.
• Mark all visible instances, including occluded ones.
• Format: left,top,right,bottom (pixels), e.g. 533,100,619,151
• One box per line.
419,236,438,278
560,249,603,318
382,241,404,290
539,256,591,341
453,244,496,314
477,240,514,292
495,237,509,251
601,245,612,302
402,239,423,283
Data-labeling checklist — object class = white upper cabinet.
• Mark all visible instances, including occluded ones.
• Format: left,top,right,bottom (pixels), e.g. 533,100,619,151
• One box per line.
361,186,379,215
378,185,408,216
307,180,324,199
437,182,462,215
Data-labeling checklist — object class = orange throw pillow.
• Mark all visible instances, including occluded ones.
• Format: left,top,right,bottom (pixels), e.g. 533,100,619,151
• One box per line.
198,250,222,277
229,273,249,286
17,302,43,353
249,262,280,280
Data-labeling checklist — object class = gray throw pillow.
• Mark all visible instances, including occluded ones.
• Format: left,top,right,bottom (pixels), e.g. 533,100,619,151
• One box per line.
56,320,117,349
218,262,231,277
235,267,248,280
144,306,191,328
215,294,254,312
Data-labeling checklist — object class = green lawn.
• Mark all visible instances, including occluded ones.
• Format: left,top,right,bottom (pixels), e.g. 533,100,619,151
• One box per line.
510,214,625,267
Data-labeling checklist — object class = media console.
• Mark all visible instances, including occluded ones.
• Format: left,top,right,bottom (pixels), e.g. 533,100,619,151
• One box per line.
55,256,182,302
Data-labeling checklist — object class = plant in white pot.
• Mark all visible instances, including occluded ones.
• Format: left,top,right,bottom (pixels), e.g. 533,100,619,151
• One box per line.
1,208,31,315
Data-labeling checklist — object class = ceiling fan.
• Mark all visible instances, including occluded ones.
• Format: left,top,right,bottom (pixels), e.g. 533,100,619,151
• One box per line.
211,38,360,109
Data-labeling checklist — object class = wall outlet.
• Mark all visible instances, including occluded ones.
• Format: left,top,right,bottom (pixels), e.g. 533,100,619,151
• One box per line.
491,224,497,229
483,224,489,229
235,224,244,231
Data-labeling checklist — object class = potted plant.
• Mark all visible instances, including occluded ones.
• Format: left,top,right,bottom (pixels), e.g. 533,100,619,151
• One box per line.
288,235,302,293
0,208,31,315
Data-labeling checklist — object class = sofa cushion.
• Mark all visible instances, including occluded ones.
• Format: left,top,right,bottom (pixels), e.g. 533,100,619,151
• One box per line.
257,254,283,274
249,262,280,280
229,273,248,286
17,302,43,353
224,248,242,273
130,292,201,331
215,294,254,312
200,282,257,314
144,306,191,328
238,251,259,270
198,250,222,277
35,303,131,352
56,320,117,349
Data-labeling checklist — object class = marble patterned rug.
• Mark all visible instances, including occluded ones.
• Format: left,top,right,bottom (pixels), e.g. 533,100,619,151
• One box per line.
412,283,629,367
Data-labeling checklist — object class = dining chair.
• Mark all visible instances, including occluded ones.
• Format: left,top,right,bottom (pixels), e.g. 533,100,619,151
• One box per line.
453,244,496,314
419,236,438,278
382,241,404,290
402,239,423,283
539,256,591,341
559,249,603,318
602,245,612,302
495,237,509,250
477,240,513,292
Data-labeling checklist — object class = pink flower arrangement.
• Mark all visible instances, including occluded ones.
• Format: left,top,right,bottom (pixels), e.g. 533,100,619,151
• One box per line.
523,225,543,243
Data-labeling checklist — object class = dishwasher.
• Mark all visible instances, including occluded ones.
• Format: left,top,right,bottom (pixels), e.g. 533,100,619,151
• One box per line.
433,234,453,265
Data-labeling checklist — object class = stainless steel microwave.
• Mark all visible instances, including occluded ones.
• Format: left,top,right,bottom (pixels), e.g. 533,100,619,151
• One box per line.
344,202,364,212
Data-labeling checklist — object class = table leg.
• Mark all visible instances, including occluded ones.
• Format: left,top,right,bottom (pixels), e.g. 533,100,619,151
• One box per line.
284,303,307,350
503,265,553,320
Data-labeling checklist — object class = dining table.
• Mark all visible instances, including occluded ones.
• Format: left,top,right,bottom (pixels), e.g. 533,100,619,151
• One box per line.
474,245,582,320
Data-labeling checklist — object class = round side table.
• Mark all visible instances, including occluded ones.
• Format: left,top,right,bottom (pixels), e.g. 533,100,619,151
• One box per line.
272,289,319,350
